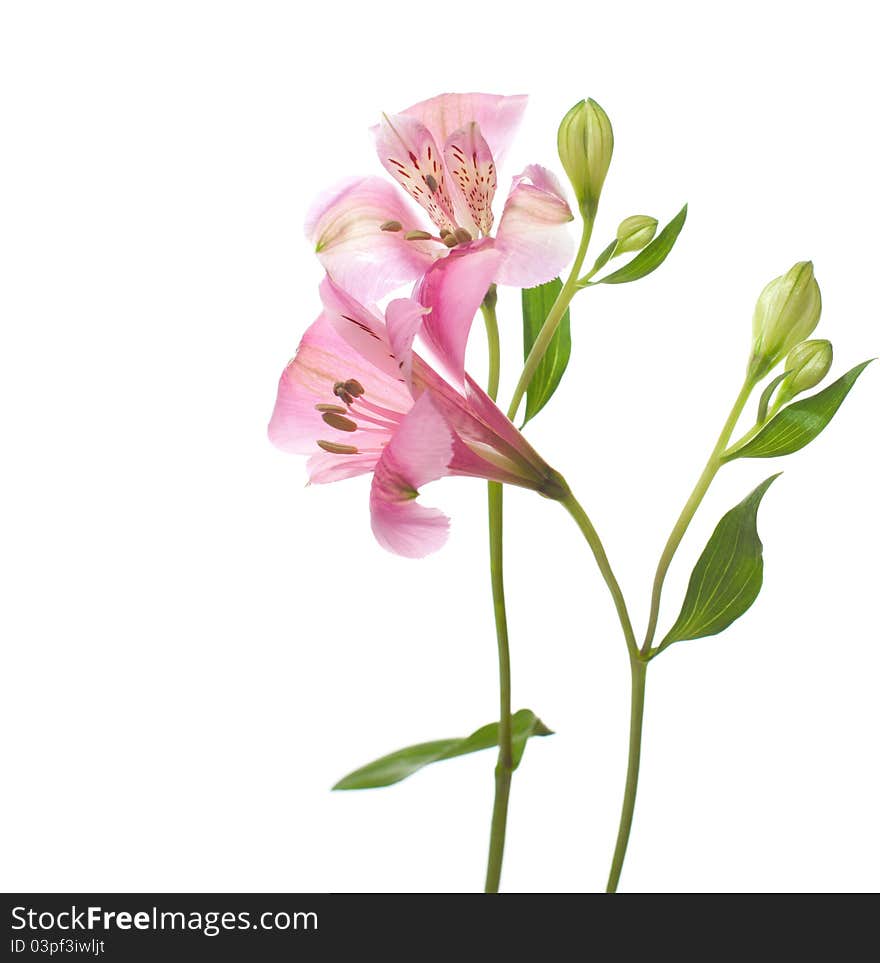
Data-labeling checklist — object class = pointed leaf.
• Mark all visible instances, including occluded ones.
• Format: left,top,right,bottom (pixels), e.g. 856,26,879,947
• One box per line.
585,239,617,278
522,278,571,424
756,370,791,425
725,361,873,461
593,204,688,284
332,709,553,790
658,475,780,652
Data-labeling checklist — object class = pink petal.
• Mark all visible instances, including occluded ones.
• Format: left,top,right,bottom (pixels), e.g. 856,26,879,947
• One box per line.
370,394,453,558
305,176,436,302
306,450,384,484
319,275,403,382
373,113,458,233
385,298,428,388
413,243,503,387
494,164,575,288
402,93,528,169
444,123,497,237
268,312,409,459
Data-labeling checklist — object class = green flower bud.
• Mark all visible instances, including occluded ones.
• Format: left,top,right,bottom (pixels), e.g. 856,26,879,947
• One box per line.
615,215,658,255
776,339,833,405
557,98,614,219
749,261,822,380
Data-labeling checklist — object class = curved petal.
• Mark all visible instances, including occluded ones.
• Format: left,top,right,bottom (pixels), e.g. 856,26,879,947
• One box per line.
268,311,409,457
402,92,528,169
306,450,384,484
444,123,497,237
370,394,453,558
413,243,503,387
385,298,428,388
495,164,575,287
306,177,436,302
319,275,403,382
372,113,458,233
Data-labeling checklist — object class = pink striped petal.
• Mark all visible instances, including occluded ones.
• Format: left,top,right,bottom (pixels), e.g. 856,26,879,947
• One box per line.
402,93,528,169
385,297,428,388
413,243,503,387
369,394,453,558
495,164,575,287
306,450,384,484
305,176,435,301
268,312,409,457
444,123,497,237
373,113,458,234
318,275,403,382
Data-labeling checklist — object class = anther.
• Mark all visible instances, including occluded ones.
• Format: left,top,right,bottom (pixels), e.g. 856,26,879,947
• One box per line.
405,230,433,241
317,440,359,455
442,234,458,248
453,227,473,244
315,403,347,414
343,379,365,397
322,412,358,432
425,174,438,194
380,220,402,232
333,381,355,405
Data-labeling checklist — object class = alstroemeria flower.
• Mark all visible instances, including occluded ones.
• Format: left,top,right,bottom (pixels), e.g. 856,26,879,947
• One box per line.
268,255,562,558
307,92,574,303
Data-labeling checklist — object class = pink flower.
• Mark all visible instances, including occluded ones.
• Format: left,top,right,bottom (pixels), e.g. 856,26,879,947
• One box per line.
268,252,562,558
307,92,575,303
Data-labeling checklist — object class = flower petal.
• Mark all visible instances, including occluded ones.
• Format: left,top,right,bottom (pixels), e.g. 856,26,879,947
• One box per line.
444,123,497,237
370,393,453,557
413,243,503,387
305,176,435,302
402,93,528,169
318,275,402,382
373,113,458,233
268,311,409,460
385,297,429,388
306,450,384,484
494,164,575,287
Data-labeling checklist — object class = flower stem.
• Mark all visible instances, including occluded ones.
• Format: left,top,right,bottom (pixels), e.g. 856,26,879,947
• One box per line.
484,479,512,893
606,655,647,893
557,481,638,658
641,375,755,655
506,218,594,422
481,292,513,894
555,482,645,891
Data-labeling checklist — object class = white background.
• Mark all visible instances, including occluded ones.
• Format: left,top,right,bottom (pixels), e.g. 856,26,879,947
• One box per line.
2,1,877,894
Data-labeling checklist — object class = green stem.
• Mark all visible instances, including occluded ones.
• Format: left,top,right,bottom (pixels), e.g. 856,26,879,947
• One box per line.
556,482,645,891
558,483,639,658
641,375,755,654
606,656,647,893
506,218,594,421
484,479,511,894
482,290,500,401
481,291,513,894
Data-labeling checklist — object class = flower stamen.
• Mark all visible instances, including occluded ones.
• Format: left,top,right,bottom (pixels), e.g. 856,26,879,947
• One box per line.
316,440,359,454
321,412,358,432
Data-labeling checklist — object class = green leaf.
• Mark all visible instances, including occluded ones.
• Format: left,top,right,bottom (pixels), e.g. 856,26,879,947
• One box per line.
586,239,618,278
332,709,553,790
522,279,572,424
658,474,780,652
756,370,791,425
725,360,874,461
593,204,688,285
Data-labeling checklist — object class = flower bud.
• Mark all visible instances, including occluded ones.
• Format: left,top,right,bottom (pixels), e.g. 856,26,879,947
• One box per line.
557,98,614,218
749,261,822,380
615,215,658,255
776,339,833,405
